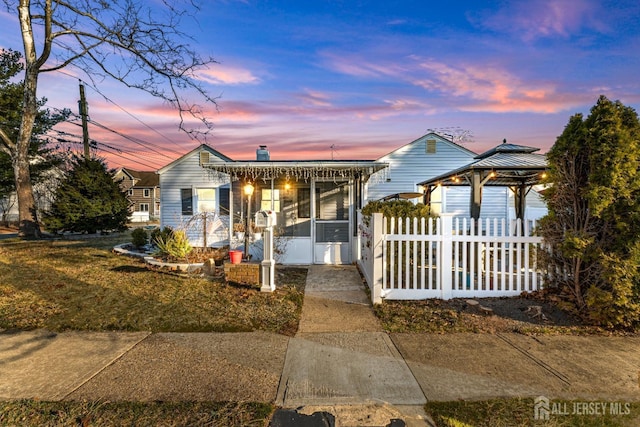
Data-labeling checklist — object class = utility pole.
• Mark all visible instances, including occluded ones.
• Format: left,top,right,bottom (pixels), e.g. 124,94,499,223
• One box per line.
78,81,90,159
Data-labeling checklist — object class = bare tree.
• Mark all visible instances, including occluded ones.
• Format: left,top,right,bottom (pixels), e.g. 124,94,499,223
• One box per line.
0,0,217,238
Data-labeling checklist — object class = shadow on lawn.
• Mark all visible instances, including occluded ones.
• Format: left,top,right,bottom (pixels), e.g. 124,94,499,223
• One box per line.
0,237,305,335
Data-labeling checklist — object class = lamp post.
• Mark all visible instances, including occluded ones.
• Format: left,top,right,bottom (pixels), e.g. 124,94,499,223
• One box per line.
243,183,254,260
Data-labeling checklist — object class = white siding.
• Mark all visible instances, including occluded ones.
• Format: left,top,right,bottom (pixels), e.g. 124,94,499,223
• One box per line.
507,188,548,223
364,134,546,234
366,134,476,202
158,147,231,247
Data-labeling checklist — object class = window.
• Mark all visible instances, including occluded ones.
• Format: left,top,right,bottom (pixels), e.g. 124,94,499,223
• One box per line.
196,188,216,212
261,189,280,211
297,188,311,218
181,188,193,215
140,203,149,212
128,188,133,196
426,139,437,154
143,189,150,198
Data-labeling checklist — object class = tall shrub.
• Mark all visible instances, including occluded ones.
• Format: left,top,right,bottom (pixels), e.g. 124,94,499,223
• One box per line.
539,96,640,329
43,157,130,234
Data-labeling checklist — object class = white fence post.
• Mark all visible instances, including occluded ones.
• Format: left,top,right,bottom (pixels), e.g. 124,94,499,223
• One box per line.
371,212,384,304
440,213,454,300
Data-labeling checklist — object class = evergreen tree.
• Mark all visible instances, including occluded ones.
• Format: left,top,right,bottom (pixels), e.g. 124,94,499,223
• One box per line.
539,96,640,329
0,48,69,203
43,157,130,234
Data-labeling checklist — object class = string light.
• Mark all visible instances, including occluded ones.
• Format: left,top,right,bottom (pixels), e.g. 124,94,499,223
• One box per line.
202,162,388,184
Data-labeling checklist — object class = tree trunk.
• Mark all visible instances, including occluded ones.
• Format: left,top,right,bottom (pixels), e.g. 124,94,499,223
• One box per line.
15,1,43,239
13,150,40,238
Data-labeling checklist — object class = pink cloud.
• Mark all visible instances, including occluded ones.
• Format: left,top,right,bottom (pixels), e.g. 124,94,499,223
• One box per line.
296,89,333,108
320,51,408,79
197,63,260,85
411,58,600,113
471,0,609,41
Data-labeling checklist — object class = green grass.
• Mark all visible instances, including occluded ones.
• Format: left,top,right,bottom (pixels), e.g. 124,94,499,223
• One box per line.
426,398,640,427
0,400,273,426
0,232,306,335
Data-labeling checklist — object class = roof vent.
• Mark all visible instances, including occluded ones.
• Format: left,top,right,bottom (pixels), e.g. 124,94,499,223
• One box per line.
199,151,210,166
256,145,270,161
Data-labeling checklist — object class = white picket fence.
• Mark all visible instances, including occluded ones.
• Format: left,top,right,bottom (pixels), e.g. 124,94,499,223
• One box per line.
357,212,544,304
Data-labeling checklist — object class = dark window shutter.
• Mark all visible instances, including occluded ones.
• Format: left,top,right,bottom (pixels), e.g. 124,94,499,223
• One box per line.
181,188,193,215
219,187,230,215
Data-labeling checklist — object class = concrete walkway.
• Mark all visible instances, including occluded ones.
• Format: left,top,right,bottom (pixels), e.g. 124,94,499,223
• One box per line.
2,265,640,426
276,265,430,425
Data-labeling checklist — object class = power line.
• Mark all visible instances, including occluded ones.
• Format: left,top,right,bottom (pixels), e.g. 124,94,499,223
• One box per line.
60,121,169,167
49,129,165,170
87,119,175,160
76,76,187,156
50,70,192,159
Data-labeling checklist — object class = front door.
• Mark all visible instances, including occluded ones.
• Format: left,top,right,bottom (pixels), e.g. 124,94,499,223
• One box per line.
314,180,351,264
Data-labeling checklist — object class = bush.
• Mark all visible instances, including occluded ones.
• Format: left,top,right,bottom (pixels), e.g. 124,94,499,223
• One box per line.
131,228,148,248
42,156,130,234
151,226,172,246
362,200,431,220
539,96,640,330
154,229,193,260
361,200,432,231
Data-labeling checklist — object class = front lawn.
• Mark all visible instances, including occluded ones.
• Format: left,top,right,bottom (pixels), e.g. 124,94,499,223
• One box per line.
0,232,306,335
426,398,640,427
0,400,272,427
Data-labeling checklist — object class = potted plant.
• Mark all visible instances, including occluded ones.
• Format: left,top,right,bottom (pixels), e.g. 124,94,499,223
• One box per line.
233,222,245,240
250,221,262,241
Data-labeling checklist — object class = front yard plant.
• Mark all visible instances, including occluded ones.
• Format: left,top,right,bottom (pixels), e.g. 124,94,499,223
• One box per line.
130,227,148,249
539,96,640,330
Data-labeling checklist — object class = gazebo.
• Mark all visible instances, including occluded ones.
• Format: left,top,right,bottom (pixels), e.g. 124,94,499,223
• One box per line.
417,139,548,223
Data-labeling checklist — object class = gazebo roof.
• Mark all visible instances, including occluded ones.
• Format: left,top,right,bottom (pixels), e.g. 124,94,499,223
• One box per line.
418,140,547,188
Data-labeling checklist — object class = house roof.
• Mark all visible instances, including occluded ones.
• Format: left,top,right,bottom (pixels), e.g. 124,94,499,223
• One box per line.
121,168,159,187
157,144,233,174
376,132,477,161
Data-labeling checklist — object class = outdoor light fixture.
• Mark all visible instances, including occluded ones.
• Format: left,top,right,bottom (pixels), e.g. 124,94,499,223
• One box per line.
489,171,496,178
541,172,548,179
243,183,254,259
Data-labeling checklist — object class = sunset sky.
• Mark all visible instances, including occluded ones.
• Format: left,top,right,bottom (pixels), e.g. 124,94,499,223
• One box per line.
1,0,639,170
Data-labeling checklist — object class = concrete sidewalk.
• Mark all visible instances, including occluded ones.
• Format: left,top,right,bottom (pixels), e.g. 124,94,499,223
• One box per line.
1,265,640,425
276,265,430,425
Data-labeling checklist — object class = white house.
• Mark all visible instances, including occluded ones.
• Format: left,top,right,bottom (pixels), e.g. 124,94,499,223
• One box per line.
157,144,233,247
157,134,547,265
157,144,387,264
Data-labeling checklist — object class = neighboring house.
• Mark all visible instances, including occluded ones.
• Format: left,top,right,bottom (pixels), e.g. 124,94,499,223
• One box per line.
1,163,62,225
114,168,161,222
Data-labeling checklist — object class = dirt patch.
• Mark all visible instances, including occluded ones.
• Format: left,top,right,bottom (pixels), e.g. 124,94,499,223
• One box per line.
374,293,622,335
